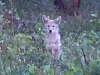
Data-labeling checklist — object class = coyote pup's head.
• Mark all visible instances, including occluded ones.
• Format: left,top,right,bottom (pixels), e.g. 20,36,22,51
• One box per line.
42,15,61,33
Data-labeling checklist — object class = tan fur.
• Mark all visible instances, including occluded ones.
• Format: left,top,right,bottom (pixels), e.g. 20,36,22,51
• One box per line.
42,15,62,59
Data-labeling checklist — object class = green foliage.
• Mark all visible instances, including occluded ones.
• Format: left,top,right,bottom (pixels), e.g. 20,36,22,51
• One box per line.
29,64,36,74
43,65,54,75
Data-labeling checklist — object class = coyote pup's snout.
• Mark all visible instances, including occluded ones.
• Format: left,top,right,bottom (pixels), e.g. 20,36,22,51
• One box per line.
42,15,62,59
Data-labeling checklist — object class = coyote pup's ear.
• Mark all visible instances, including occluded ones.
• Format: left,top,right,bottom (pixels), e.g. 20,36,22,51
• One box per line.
54,16,61,24
42,15,49,24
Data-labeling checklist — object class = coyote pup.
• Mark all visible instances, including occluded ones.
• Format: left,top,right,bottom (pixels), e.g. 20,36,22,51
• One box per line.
42,15,62,59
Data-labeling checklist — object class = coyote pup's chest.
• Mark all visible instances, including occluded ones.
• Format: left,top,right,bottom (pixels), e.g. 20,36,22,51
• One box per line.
45,33,60,45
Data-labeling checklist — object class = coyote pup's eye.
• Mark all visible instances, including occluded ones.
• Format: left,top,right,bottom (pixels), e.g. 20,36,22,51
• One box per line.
48,25,50,27
53,25,55,27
